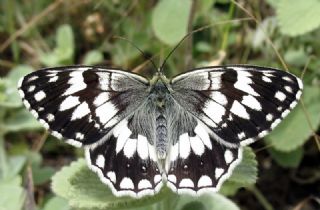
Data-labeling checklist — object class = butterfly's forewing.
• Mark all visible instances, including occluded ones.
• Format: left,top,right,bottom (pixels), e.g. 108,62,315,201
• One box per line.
18,66,149,147
170,65,303,147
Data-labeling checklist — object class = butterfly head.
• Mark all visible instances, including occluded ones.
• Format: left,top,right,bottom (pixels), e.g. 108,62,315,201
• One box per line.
150,71,172,94
150,71,170,84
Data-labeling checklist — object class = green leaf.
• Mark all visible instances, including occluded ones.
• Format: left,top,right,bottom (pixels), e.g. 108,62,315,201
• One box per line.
40,54,60,67
277,0,320,36
216,0,230,3
33,166,55,185
4,109,42,132
196,0,216,18
28,151,43,168
83,50,104,65
0,65,33,108
42,196,70,210
175,194,240,210
220,147,257,195
52,159,169,210
0,175,22,186
56,25,74,59
268,147,303,168
219,182,244,196
266,86,320,151
152,0,192,45
195,41,213,53
52,160,90,200
7,65,34,85
284,48,308,67
227,147,257,184
0,176,25,210
7,156,26,179
40,24,75,66
109,19,150,67
252,17,277,49
265,0,280,8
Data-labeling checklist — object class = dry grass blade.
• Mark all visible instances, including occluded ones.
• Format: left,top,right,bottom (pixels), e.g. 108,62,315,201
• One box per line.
0,0,64,53
23,166,36,210
299,57,320,151
32,131,49,153
293,196,320,210
232,0,288,71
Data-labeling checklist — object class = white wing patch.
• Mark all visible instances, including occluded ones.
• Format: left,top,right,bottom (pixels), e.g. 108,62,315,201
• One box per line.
178,133,191,159
34,91,46,102
203,100,226,124
96,102,117,124
71,102,90,120
59,96,80,111
230,100,250,119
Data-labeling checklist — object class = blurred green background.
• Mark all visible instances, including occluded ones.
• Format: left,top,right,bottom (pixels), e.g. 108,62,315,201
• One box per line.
0,0,320,210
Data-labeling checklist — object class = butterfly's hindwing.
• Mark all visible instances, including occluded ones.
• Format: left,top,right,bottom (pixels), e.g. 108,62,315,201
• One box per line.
167,134,241,194
171,65,303,146
86,116,163,198
165,104,241,194
18,66,149,147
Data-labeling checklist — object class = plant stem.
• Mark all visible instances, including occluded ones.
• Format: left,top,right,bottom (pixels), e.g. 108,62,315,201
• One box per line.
220,1,235,51
184,0,196,70
0,134,8,179
248,186,274,210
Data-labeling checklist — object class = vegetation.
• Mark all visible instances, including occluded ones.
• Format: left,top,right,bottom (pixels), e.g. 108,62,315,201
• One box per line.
0,0,319,209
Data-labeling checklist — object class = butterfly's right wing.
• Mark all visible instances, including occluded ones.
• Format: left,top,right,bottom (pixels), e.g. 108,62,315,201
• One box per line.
165,65,302,195
170,65,303,147
18,66,149,147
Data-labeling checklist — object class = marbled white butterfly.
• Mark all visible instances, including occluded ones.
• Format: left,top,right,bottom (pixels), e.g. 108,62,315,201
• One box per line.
18,64,303,198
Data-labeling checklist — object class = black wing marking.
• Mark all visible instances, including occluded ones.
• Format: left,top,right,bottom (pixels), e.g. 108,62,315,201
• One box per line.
86,117,163,198
170,65,303,147
17,66,149,147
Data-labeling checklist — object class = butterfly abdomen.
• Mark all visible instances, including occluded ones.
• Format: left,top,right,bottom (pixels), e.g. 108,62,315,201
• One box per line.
149,82,171,160
155,108,168,159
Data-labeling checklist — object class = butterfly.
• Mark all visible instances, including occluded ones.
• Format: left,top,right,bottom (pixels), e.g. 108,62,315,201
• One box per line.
18,64,303,198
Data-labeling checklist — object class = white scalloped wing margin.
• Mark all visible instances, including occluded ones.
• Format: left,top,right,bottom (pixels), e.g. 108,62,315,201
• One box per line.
166,147,243,196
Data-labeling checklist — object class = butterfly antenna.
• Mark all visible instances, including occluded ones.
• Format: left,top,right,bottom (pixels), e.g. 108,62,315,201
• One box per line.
159,27,206,72
112,36,158,72
159,18,253,72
